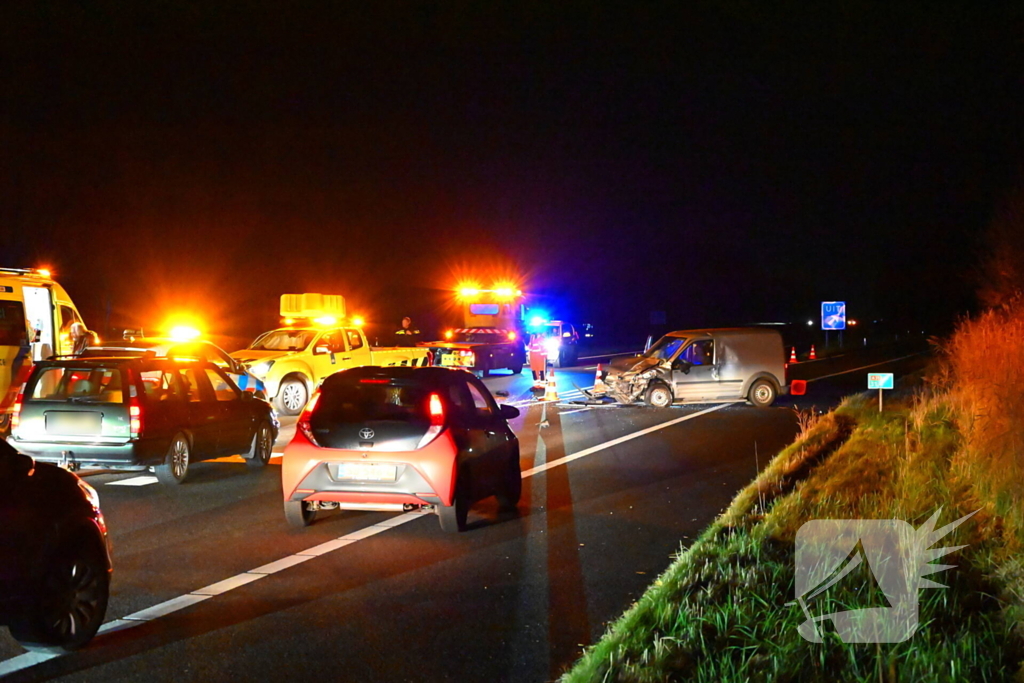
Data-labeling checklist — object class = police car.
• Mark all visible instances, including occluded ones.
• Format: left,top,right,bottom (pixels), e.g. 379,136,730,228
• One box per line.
81,332,267,398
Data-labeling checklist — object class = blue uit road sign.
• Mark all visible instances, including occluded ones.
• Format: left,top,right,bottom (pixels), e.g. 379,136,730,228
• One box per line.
821,301,846,330
868,373,894,390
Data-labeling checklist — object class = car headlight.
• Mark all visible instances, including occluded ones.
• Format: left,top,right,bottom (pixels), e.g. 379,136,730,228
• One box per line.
544,337,561,355
250,360,275,378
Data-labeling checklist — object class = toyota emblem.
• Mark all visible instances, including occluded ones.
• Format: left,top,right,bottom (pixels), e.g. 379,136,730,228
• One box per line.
359,428,375,440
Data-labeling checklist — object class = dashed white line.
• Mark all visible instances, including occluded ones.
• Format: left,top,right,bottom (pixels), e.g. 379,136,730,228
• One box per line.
107,475,158,487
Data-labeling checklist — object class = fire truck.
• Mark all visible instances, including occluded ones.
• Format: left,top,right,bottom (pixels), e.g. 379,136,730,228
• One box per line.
423,284,527,376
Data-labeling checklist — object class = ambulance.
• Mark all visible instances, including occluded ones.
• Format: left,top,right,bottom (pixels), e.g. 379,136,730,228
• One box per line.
1,267,88,429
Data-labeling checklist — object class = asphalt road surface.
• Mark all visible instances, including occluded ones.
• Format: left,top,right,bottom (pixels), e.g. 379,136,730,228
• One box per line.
0,346,928,682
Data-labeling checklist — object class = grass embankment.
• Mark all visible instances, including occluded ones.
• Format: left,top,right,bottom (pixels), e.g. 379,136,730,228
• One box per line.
562,305,1024,682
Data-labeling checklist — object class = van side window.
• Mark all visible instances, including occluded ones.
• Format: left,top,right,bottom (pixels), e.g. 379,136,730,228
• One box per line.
179,368,211,403
684,341,714,366
140,369,184,401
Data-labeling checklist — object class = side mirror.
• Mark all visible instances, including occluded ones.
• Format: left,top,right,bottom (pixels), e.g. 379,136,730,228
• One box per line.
240,391,254,401
313,344,330,355
499,404,520,420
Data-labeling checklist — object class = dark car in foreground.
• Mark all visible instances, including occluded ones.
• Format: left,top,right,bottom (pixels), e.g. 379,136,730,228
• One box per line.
9,357,278,484
0,440,111,652
282,366,521,532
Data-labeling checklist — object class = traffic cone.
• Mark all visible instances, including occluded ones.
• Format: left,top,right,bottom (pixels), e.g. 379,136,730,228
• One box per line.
543,369,560,402
789,346,798,363
809,344,817,360
593,363,608,394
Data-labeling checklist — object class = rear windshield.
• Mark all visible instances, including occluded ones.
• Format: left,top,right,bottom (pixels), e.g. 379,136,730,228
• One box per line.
0,300,27,346
29,366,125,404
317,377,432,423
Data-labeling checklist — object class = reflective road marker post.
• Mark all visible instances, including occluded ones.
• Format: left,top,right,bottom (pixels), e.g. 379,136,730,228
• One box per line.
868,372,894,412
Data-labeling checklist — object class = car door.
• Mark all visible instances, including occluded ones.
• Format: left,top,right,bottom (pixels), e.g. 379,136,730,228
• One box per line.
203,367,253,455
309,329,345,382
445,378,497,500
177,365,220,457
670,340,722,402
464,376,512,493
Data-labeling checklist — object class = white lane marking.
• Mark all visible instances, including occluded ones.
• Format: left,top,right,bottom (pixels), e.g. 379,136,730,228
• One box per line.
578,351,638,361
97,619,141,635
804,352,925,383
521,403,732,478
122,594,212,621
0,652,60,675
295,538,356,557
250,554,315,575
192,573,267,596
107,476,159,487
0,408,725,675
557,408,593,416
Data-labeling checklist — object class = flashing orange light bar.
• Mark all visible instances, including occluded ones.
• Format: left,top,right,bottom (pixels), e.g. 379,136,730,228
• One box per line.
444,330,454,340
458,286,481,298
283,317,295,325
350,315,365,327
168,325,202,342
507,331,517,341
313,316,338,326
36,268,52,278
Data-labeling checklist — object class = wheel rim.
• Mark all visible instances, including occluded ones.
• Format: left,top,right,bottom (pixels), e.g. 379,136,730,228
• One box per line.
281,382,306,412
754,384,773,403
172,438,189,478
44,556,105,641
652,388,670,407
258,424,272,461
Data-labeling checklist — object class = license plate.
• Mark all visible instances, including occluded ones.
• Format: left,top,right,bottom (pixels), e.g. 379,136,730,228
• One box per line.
45,411,103,436
441,353,474,368
333,462,398,482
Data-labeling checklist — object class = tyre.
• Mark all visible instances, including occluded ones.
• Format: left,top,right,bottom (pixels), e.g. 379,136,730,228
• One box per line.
438,485,469,533
495,457,522,510
644,381,673,408
10,540,109,653
245,421,274,468
275,376,309,416
509,363,523,375
748,379,777,408
284,500,317,528
155,433,190,484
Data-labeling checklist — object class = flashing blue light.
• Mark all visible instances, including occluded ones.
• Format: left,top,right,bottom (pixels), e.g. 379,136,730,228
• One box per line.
528,313,549,329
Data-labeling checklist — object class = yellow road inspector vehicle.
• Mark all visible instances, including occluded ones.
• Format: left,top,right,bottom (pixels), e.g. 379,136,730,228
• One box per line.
1,267,89,431
230,294,431,416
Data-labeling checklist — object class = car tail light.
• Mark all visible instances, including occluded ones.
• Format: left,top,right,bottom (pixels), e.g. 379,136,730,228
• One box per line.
129,396,143,438
297,391,321,445
429,393,444,425
10,389,24,430
417,393,446,449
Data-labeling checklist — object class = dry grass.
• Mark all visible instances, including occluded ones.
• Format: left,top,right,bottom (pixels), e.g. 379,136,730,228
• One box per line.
561,301,1024,682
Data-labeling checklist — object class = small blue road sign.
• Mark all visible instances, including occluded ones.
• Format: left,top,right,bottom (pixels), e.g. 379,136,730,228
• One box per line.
868,373,894,390
821,301,846,330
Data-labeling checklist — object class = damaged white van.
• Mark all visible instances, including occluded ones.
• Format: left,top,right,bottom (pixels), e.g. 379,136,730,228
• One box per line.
598,328,787,408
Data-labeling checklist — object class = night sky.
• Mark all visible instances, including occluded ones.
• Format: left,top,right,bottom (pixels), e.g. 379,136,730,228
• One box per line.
3,3,1022,340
